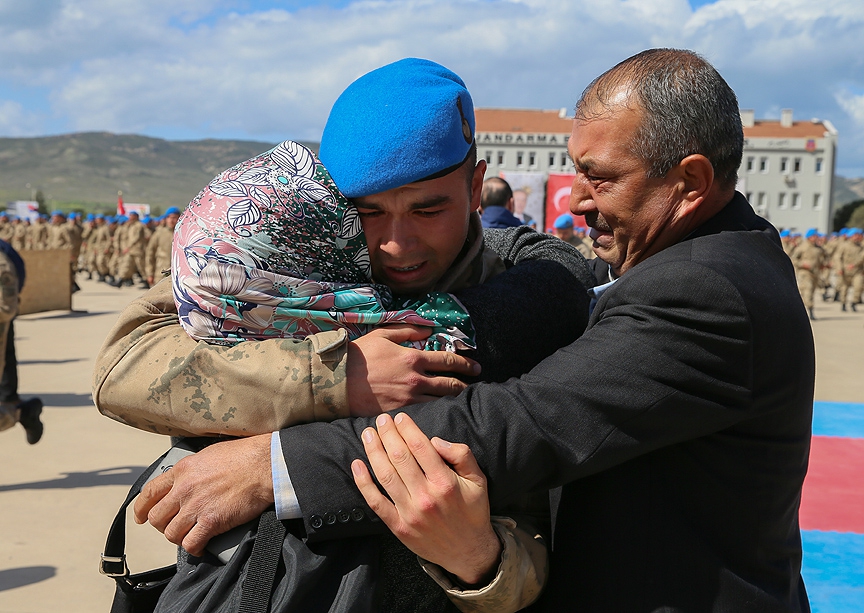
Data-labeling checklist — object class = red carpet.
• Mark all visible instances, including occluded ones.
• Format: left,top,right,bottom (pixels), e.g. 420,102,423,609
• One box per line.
799,436,864,533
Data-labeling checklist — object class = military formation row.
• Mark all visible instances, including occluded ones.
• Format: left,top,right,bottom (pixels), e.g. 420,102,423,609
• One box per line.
784,228,864,319
0,208,181,291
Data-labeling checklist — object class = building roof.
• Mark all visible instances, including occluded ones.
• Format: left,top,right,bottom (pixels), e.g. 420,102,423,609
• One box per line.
475,108,834,139
476,108,573,134
743,121,833,139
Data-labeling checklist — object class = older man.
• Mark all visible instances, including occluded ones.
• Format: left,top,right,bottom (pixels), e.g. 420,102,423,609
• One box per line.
132,49,813,611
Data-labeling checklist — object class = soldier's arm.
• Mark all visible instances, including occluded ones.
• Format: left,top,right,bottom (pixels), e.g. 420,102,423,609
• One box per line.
93,278,352,437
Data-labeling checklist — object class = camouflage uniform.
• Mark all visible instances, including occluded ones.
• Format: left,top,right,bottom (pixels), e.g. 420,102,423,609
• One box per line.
93,215,551,609
0,218,13,243
27,219,49,250
11,221,27,253
790,238,824,315
94,215,504,437
92,222,114,280
144,223,173,283
116,218,148,282
834,238,864,310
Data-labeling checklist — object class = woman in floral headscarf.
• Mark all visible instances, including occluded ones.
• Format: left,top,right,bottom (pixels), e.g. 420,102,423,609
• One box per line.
173,140,474,354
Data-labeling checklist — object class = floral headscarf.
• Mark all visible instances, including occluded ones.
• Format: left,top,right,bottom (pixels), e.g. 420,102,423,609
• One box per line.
172,141,474,350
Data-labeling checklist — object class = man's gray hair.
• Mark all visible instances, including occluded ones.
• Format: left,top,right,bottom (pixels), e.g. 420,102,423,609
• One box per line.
575,48,743,191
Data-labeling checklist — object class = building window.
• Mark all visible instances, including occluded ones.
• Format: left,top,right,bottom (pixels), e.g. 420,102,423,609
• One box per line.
759,157,769,172
813,193,823,210
529,151,536,168
780,157,788,173
758,192,767,208
793,158,801,173
746,157,754,172
549,152,556,168
746,192,753,203
484,151,492,165
815,158,824,173
516,151,524,167
497,151,504,167
561,152,569,169
778,192,787,209
792,193,801,210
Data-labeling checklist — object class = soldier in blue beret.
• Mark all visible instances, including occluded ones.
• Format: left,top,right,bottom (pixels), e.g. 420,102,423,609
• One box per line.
98,57,594,612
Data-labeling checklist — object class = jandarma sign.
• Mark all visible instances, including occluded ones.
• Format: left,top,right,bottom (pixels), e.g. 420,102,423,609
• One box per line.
476,133,567,145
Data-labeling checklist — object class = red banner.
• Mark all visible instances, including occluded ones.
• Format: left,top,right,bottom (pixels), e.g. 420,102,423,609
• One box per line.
117,192,126,216
544,173,586,230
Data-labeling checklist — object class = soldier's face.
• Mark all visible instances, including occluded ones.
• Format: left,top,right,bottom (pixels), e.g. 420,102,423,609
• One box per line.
353,159,486,295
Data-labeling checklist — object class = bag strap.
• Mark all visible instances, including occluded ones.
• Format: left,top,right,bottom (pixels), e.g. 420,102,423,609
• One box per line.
238,511,286,613
100,449,173,580
101,447,286,613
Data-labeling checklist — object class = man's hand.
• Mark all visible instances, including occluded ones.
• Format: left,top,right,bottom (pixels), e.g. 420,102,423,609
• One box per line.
133,434,274,556
352,413,502,586
346,325,480,417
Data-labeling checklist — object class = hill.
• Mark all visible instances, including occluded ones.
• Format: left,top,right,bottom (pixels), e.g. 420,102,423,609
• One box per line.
834,175,864,208
0,132,315,214
1,131,861,217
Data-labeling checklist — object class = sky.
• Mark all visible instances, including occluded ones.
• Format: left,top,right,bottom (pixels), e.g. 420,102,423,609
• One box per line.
1,0,863,176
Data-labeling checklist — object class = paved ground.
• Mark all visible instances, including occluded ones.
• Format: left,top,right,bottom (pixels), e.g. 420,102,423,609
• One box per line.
0,278,862,612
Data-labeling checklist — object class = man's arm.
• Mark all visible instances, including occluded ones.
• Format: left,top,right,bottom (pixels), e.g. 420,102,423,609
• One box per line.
280,257,802,540
94,229,592,435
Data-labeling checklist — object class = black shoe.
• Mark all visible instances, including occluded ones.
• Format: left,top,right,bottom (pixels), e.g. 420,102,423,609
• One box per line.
809,308,816,321
18,397,43,445
853,303,858,313
71,282,81,293
842,303,847,312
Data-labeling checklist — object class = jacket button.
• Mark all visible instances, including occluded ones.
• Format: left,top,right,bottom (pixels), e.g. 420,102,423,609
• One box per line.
324,512,337,525
310,515,323,529
337,509,350,523
350,507,365,522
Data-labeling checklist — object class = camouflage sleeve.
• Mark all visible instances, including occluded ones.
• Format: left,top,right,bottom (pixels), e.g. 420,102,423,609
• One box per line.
419,515,548,613
92,277,350,437
144,232,158,279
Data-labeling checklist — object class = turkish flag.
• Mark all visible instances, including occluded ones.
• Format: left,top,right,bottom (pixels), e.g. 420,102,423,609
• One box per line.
544,173,586,230
117,193,125,216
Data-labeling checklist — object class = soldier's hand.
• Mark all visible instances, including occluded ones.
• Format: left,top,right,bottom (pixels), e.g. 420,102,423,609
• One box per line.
346,325,480,417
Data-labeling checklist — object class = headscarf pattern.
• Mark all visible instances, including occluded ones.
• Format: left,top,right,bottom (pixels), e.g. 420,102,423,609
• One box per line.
172,141,474,349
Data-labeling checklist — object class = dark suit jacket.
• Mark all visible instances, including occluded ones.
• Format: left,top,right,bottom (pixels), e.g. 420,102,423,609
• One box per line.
280,193,814,612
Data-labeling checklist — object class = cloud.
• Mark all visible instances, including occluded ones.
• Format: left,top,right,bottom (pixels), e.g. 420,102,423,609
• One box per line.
1,0,864,174
0,99,45,136
836,89,864,126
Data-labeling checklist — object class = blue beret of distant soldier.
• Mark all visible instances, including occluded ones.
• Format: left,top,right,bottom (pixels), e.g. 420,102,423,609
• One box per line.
318,58,476,198
553,214,574,229
165,207,181,216
804,228,818,239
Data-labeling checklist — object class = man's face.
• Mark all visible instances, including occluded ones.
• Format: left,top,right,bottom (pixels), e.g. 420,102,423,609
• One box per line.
513,191,528,214
553,227,574,242
353,160,485,295
166,213,180,230
568,105,687,276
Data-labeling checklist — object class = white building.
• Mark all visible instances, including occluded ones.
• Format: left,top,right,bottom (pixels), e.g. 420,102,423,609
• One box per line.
476,108,838,233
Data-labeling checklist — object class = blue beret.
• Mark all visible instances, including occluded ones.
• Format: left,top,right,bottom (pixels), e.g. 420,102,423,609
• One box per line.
805,228,818,238
319,58,475,198
51,210,64,217
165,206,181,216
553,214,574,229
779,230,790,237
